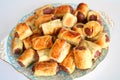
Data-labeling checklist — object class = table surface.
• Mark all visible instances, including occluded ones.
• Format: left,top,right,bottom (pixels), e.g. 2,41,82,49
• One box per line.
0,0,120,80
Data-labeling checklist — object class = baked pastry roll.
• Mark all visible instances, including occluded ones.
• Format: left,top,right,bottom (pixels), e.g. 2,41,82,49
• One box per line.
80,40,101,60
76,3,89,18
72,23,85,39
25,15,35,27
49,39,71,63
35,4,54,16
73,45,92,69
60,51,75,74
25,15,42,34
83,21,103,38
75,3,89,23
87,10,101,21
37,49,50,62
54,5,74,17
58,28,81,45
34,14,54,27
12,38,23,54
32,35,53,50
33,61,58,76
93,32,110,48
41,19,62,35
15,23,33,40
23,33,40,49
18,48,37,67
62,13,77,28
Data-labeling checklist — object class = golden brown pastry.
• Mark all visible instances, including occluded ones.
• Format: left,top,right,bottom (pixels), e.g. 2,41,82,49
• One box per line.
49,39,71,63
83,21,103,38
15,23,33,40
62,13,77,28
73,45,92,69
72,23,85,39
12,38,23,54
34,14,54,27
80,40,101,60
93,32,110,48
41,19,62,35
18,48,37,67
33,61,58,76
54,5,74,17
75,3,89,23
23,33,40,49
32,35,53,50
37,49,50,62
35,4,54,16
25,15,42,34
60,51,75,74
58,28,81,45
25,15,35,27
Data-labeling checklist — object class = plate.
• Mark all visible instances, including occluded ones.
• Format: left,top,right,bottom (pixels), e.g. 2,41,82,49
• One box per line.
0,3,113,80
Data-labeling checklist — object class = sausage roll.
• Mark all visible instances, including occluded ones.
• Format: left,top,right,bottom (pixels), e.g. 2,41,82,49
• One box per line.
25,15,35,27
87,10,100,21
49,39,71,63
73,45,92,69
34,14,54,27
60,51,75,74
62,13,77,28
18,48,37,67
54,5,74,17
58,28,81,45
75,3,89,23
37,49,50,62
32,35,53,50
25,15,42,34
72,23,85,39
93,32,110,48
41,19,62,35
76,3,89,18
83,21,103,38
33,61,58,76
80,40,101,60
35,4,54,16
12,38,23,54
15,23,33,40
23,33,40,49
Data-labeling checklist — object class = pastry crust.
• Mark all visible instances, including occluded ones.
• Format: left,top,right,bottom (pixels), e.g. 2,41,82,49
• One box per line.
33,61,58,76
12,38,23,54
37,49,50,62
15,23,33,40
34,14,54,27
83,21,103,38
32,35,53,50
72,23,85,39
54,5,73,17
94,32,110,48
49,39,71,63
41,19,63,35
23,33,40,49
80,40,101,60
60,51,75,74
62,13,77,28
76,3,89,18
58,28,81,45
87,10,101,21
74,45,92,69
35,4,54,16
18,48,37,67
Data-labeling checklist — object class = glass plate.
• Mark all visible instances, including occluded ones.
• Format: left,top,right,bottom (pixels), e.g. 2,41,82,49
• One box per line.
0,3,113,80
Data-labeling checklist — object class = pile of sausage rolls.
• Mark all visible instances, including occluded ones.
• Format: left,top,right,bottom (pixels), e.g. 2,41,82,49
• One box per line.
11,3,110,76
